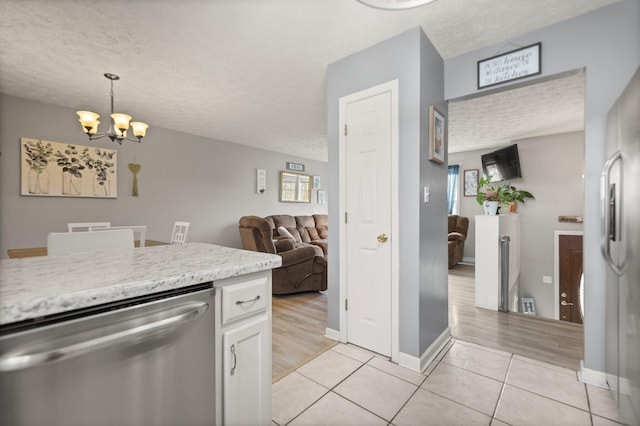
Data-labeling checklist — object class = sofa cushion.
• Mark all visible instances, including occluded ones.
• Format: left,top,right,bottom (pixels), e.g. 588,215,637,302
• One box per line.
274,238,295,252
288,228,303,243
317,224,328,239
278,226,302,243
294,216,314,242
306,226,320,240
271,214,297,229
297,226,311,243
313,214,328,227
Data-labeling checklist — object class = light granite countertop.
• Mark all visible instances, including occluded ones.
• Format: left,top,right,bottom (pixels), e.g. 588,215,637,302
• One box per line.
0,242,281,326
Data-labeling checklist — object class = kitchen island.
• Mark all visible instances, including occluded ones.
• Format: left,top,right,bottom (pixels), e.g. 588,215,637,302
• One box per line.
0,242,281,426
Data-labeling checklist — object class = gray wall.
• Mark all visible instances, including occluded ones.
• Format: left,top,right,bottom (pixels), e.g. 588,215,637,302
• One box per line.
0,94,328,257
327,27,447,358
450,132,584,319
418,30,449,353
444,0,640,372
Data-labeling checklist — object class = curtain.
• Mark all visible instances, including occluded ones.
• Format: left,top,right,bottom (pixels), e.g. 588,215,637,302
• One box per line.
447,165,459,214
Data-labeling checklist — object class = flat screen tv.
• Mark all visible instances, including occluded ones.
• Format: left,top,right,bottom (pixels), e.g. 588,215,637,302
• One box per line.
481,144,522,182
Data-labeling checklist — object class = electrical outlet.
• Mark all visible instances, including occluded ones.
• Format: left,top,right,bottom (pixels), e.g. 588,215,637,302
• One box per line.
543,275,552,284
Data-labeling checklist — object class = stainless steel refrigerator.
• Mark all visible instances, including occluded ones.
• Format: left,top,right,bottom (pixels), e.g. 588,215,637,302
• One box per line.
603,66,640,426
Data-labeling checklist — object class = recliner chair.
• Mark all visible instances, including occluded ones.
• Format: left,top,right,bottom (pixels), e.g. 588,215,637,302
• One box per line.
238,216,327,294
448,215,469,268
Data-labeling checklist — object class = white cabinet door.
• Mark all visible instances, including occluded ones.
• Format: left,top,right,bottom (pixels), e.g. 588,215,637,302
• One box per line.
223,314,270,425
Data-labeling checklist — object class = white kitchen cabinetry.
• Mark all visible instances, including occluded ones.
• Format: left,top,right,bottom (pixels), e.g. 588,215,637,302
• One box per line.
214,271,272,426
475,214,520,312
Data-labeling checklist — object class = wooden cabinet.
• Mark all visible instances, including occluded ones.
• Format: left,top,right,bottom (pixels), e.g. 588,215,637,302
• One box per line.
475,214,520,312
214,271,272,425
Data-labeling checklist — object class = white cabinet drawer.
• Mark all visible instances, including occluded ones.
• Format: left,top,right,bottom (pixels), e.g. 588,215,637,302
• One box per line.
222,276,268,324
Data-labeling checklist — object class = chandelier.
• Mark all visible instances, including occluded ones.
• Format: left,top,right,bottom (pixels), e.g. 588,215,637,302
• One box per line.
76,73,149,144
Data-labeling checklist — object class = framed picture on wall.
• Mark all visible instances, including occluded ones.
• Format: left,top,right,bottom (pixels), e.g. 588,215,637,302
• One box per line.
428,106,445,164
464,169,479,196
20,138,117,198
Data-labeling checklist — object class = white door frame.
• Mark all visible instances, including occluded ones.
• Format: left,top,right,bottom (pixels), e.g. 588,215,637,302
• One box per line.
554,230,584,320
338,80,399,363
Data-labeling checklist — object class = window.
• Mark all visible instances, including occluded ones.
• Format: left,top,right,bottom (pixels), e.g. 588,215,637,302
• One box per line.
447,164,460,214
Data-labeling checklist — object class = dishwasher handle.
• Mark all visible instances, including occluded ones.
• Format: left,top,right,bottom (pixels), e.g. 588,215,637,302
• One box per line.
0,301,209,373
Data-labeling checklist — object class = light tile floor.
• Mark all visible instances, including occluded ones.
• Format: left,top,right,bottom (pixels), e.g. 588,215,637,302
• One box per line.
272,338,627,426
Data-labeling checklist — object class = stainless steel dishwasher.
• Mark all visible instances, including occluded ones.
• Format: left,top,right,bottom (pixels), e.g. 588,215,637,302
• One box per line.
0,283,216,426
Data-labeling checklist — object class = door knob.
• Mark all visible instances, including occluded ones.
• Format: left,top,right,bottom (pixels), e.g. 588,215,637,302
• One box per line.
561,300,573,306
377,233,388,243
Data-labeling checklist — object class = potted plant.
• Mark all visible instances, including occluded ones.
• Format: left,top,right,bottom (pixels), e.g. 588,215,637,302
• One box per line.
476,175,535,214
476,175,509,215
502,185,535,213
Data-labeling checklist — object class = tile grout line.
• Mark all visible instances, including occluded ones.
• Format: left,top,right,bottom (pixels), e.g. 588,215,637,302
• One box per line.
298,349,434,425
284,357,383,425
490,353,514,423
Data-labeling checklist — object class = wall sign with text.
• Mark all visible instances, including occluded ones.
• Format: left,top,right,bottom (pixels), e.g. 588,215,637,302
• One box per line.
286,162,305,172
478,43,541,89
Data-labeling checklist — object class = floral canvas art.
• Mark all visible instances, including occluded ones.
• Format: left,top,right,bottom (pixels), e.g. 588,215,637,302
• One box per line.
21,138,117,198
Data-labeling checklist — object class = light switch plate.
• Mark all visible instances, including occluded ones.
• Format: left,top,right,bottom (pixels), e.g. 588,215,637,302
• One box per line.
543,275,552,284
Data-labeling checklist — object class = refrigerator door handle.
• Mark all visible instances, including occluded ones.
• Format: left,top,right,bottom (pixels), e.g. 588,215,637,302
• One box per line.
601,150,626,276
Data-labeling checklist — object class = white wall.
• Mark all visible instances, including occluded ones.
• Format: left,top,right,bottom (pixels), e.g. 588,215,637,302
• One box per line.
0,95,328,257
450,132,584,318
444,0,640,372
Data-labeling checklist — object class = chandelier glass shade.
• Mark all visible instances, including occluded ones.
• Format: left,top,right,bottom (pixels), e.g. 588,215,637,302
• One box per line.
76,73,149,144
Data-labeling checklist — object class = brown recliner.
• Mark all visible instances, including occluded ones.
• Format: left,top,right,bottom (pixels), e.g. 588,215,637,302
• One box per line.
448,215,469,268
238,216,327,294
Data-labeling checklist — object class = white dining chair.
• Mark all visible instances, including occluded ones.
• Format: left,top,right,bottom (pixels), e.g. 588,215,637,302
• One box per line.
67,222,111,232
93,225,147,247
171,222,190,245
47,229,134,256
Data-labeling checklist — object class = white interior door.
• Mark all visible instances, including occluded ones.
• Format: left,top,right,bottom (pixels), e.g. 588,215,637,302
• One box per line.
343,86,394,357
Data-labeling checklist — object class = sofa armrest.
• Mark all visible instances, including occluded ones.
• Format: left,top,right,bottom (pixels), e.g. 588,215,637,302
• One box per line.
279,246,317,266
448,232,466,242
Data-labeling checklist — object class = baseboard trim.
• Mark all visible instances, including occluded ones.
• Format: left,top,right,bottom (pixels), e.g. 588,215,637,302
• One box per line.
398,328,451,373
578,360,608,388
325,327,340,341
462,257,475,264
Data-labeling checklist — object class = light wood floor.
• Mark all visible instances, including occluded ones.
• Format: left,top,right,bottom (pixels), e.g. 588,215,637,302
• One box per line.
449,263,584,370
272,291,335,381
271,263,584,380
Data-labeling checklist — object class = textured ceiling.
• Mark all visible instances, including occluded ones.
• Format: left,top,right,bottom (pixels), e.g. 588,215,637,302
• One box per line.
449,71,585,153
0,0,616,160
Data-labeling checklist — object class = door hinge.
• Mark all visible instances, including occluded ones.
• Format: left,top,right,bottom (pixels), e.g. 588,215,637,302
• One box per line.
344,124,347,136
345,212,348,224
345,299,348,311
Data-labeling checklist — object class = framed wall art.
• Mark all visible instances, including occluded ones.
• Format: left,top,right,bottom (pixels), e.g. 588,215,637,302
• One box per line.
21,138,117,198
478,42,541,89
428,106,445,164
464,169,479,197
